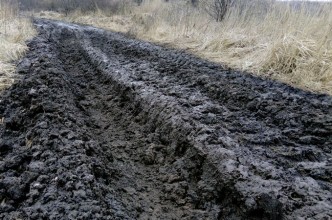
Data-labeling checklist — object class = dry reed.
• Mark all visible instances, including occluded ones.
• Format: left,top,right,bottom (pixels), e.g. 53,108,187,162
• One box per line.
0,0,36,90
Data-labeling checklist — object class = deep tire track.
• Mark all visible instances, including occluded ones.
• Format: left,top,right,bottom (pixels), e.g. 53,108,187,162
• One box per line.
0,19,331,219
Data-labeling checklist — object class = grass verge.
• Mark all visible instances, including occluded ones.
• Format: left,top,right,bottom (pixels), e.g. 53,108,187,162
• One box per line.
0,0,36,91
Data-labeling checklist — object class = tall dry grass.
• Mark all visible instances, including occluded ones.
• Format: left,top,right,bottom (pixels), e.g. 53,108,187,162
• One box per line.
126,0,332,94
38,0,332,94
0,0,36,90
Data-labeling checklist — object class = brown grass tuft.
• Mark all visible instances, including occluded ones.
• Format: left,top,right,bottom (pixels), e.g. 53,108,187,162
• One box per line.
0,0,36,90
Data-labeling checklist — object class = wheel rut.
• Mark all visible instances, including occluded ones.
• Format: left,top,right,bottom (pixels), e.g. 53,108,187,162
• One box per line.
62,48,196,219
0,18,331,219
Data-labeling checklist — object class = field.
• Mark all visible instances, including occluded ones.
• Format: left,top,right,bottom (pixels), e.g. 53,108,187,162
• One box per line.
0,1,331,219
1,0,332,94
34,0,332,95
0,19,331,219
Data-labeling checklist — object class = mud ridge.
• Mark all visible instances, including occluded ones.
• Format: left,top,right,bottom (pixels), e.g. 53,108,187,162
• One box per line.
0,19,331,219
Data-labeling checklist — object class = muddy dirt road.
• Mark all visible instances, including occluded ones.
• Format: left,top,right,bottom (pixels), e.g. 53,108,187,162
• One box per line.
0,19,331,219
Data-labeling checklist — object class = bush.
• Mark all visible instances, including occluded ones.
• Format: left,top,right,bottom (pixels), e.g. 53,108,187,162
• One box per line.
201,0,231,22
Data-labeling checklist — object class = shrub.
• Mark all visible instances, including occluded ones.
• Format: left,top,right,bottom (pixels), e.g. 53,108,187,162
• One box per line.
201,0,231,22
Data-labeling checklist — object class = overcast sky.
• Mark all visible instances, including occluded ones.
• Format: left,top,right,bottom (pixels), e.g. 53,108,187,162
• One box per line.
278,0,332,1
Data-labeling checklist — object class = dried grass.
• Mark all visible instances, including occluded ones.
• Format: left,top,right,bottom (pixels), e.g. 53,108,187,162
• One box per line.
126,0,332,94
39,0,332,94
0,0,36,90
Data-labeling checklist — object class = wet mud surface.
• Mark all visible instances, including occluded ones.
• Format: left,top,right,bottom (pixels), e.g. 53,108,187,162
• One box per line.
0,19,331,219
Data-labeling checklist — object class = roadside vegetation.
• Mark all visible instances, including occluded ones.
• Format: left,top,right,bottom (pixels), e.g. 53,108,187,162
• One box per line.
4,0,332,94
0,0,36,90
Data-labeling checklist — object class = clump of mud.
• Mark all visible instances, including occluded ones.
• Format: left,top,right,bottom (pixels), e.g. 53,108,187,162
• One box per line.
0,19,331,219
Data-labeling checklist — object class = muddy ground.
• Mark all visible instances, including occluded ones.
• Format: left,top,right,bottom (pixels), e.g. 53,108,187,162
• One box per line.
0,19,331,219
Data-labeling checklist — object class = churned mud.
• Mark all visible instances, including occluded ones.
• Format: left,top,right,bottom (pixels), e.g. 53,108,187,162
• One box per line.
0,19,331,219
